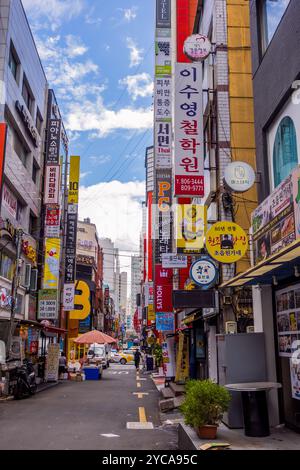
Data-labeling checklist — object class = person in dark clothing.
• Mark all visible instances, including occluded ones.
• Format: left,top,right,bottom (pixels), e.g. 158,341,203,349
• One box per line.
134,349,141,370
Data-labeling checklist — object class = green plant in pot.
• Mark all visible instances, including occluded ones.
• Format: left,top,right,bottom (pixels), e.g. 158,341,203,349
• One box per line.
181,379,231,439
152,343,163,368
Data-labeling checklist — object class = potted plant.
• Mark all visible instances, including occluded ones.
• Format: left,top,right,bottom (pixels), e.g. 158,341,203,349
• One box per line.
181,379,231,439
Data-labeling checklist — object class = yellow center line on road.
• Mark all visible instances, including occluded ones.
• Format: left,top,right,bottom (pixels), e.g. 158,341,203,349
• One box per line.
137,382,141,388
139,407,147,423
133,392,149,399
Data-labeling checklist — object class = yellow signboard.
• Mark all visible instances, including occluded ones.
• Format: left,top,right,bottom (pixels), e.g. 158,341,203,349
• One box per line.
175,332,189,383
205,221,248,263
43,238,61,289
69,280,91,320
176,204,207,253
147,304,155,322
68,156,80,204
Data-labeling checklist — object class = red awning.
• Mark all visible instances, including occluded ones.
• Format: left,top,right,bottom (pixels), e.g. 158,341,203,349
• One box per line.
43,326,67,335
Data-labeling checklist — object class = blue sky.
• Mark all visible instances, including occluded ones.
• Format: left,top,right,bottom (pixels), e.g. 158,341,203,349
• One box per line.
23,0,154,253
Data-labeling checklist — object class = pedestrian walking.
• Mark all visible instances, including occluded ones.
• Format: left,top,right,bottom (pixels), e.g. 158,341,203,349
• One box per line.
59,352,67,377
134,349,141,370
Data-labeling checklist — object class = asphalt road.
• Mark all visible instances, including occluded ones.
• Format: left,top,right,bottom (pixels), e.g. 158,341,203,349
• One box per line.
0,364,178,450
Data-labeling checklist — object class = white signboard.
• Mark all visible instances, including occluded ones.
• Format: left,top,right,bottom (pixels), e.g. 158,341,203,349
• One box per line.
224,161,256,193
190,258,217,287
162,253,188,268
45,343,60,382
174,63,204,196
2,184,17,218
144,282,154,307
155,119,172,169
63,283,75,310
155,35,171,76
183,34,211,62
44,165,60,204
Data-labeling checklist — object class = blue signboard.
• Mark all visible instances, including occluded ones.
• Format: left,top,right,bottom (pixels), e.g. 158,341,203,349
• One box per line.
156,312,174,332
79,315,91,334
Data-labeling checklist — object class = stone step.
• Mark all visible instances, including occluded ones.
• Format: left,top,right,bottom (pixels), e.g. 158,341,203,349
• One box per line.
169,382,185,396
161,387,175,399
174,395,185,408
159,398,175,413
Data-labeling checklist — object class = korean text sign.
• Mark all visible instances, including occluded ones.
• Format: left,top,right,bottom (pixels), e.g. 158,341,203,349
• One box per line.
68,156,80,204
205,221,248,263
174,63,204,196
44,165,60,204
43,239,61,289
176,204,206,253
46,119,61,164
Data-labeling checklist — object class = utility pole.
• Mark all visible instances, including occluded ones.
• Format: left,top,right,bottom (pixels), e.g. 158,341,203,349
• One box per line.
7,228,23,359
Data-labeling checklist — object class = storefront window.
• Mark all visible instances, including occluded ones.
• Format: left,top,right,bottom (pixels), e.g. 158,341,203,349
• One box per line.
262,0,290,50
0,253,15,280
273,116,298,187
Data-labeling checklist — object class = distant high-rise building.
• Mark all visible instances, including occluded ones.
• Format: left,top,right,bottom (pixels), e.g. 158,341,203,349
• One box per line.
131,255,141,318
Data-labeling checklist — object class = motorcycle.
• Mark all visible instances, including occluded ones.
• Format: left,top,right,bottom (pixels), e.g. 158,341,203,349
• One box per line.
14,359,37,399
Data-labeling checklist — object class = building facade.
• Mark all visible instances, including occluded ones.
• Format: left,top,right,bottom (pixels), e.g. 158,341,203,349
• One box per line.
0,0,47,330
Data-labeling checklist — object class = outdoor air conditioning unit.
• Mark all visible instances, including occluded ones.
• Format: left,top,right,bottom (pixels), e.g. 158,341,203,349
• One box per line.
23,264,31,289
30,268,38,292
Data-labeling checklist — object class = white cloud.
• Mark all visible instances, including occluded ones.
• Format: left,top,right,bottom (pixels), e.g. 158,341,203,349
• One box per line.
65,96,153,137
65,35,88,58
123,7,137,22
80,171,92,179
22,0,84,30
119,73,153,101
79,180,144,252
126,38,143,67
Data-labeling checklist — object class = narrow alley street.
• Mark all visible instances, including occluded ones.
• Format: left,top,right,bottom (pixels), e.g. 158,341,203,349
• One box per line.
0,365,177,450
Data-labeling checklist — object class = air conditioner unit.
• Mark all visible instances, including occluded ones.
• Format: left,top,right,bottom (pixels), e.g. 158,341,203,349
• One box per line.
30,268,38,291
23,264,31,289
225,321,237,334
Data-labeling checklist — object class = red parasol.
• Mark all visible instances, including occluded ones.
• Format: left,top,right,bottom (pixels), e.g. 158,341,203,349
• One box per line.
73,330,117,345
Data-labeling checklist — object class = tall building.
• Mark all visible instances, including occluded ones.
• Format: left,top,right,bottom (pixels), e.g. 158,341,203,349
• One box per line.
131,255,141,318
98,238,118,304
0,0,47,329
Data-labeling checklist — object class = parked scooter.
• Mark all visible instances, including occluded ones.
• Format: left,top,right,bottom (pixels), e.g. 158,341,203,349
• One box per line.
14,359,37,399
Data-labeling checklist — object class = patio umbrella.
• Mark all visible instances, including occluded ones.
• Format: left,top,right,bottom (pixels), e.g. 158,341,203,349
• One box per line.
73,330,117,345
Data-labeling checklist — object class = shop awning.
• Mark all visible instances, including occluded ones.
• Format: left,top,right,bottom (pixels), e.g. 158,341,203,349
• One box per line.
19,320,43,329
43,325,67,335
221,239,300,288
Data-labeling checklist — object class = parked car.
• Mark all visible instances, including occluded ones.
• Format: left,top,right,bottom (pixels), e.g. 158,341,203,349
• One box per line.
110,349,134,365
87,343,110,368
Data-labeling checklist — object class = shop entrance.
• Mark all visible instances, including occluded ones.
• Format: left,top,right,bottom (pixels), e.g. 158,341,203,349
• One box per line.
275,284,300,431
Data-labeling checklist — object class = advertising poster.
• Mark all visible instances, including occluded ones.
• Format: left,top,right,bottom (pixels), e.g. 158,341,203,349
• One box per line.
46,119,61,164
63,283,75,310
276,285,300,358
147,304,155,323
252,172,295,264
43,238,61,289
205,221,248,263
174,63,204,196
292,166,300,239
68,156,80,204
38,289,58,320
44,165,60,204
45,205,60,238
176,204,206,253
290,358,300,400
156,312,175,332
0,123,7,197
162,337,176,378
45,343,60,382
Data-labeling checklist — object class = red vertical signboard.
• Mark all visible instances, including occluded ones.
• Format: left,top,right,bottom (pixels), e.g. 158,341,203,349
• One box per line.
0,123,7,203
155,265,173,313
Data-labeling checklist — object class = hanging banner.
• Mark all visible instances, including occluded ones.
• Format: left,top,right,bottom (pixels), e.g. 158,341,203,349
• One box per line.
45,205,60,238
155,119,172,169
63,283,75,310
46,119,61,164
44,165,60,204
155,264,173,313
174,63,204,196
68,156,80,204
162,337,176,378
176,204,206,253
64,207,78,283
0,123,7,200
43,239,61,289
175,332,189,383
38,289,58,320
205,221,248,263
147,304,155,323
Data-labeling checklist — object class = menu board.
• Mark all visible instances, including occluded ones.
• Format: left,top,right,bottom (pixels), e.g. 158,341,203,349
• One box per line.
276,285,300,357
45,343,60,382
